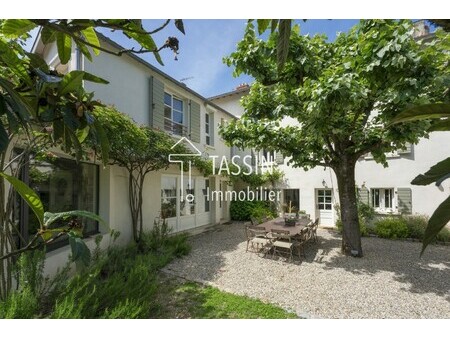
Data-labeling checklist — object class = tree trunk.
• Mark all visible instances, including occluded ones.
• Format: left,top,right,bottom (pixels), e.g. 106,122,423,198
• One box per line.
128,172,138,242
334,157,363,257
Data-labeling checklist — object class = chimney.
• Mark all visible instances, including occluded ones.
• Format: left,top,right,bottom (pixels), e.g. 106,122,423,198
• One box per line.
235,83,249,91
413,20,430,38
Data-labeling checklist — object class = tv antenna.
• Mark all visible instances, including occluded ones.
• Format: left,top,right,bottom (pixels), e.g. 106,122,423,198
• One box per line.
180,76,194,83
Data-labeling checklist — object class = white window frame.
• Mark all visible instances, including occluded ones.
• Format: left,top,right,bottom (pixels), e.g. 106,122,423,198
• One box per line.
161,176,178,219
371,188,395,212
164,92,185,136
205,112,211,145
261,149,276,163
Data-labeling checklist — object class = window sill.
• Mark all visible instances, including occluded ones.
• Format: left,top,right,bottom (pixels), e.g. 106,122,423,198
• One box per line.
205,144,215,150
374,209,400,215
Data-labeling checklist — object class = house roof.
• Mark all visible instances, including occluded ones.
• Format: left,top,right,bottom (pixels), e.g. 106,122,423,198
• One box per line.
208,86,250,101
32,29,237,120
95,33,237,120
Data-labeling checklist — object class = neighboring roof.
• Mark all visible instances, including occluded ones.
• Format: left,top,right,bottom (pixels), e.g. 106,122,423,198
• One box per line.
208,86,250,101
95,33,237,119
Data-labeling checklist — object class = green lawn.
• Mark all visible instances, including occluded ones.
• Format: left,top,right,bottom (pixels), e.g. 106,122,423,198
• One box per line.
153,275,298,319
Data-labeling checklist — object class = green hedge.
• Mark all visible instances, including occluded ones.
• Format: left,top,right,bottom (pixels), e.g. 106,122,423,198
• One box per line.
374,217,410,239
229,200,275,221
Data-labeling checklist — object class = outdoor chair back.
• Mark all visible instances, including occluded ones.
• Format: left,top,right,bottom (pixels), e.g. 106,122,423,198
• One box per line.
246,226,270,253
270,229,293,261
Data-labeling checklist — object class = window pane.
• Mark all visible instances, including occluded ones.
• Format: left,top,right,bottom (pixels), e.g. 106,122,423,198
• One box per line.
180,179,195,216
325,190,331,196
173,98,183,111
24,156,99,241
283,189,300,212
164,93,172,106
372,189,380,208
173,123,183,136
164,106,172,119
325,204,332,210
173,111,183,124
325,196,332,203
385,189,393,208
206,135,210,145
205,113,209,123
318,203,325,210
161,177,177,219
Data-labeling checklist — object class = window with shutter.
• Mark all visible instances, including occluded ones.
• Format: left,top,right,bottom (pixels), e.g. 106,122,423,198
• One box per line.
149,76,165,130
189,100,201,143
275,151,284,165
358,187,370,205
397,188,412,214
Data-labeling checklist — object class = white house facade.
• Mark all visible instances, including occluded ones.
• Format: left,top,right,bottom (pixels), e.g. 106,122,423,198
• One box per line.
28,33,243,274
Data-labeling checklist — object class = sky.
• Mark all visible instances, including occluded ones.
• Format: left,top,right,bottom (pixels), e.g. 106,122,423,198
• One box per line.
94,19,361,98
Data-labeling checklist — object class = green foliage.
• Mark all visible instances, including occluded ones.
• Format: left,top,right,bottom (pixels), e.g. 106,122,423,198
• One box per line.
231,168,284,188
0,172,44,228
0,171,104,268
0,250,46,318
92,106,206,242
221,20,448,254
436,227,450,243
403,214,429,239
221,20,447,169
230,200,275,221
374,217,410,239
336,217,369,237
402,214,450,243
392,102,450,253
139,220,191,258
0,226,191,318
0,286,39,318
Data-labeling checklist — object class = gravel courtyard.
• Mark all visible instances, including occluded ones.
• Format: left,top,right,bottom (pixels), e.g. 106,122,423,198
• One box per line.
164,222,450,318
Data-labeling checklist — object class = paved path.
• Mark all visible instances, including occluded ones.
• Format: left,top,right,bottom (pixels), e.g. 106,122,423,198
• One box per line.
164,222,450,318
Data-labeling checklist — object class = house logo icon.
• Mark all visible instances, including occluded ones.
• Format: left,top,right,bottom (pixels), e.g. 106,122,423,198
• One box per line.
169,137,202,202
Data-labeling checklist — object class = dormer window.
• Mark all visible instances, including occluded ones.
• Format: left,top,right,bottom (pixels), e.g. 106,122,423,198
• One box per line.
164,92,185,136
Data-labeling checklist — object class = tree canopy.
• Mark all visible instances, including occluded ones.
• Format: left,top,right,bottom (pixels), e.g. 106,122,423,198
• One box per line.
221,19,449,256
0,19,184,164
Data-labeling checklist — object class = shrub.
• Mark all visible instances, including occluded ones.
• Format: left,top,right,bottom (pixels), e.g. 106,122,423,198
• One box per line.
230,200,275,221
374,217,410,239
403,214,428,240
335,216,369,237
139,220,191,257
0,286,39,319
436,227,450,243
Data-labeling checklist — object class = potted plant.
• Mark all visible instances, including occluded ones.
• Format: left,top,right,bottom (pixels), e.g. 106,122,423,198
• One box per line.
284,201,297,226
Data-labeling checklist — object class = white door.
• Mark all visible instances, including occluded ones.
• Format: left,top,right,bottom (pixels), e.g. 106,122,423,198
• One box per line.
317,189,333,226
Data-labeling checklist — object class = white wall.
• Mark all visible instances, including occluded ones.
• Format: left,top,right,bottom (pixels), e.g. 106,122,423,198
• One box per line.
355,132,450,217
211,94,246,117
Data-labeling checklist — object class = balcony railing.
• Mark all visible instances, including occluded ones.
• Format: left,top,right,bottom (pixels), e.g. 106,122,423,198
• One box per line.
164,118,187,137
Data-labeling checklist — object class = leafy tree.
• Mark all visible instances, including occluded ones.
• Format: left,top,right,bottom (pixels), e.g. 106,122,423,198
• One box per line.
92,107,210,242
0,19,184,299
220,20,449,256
